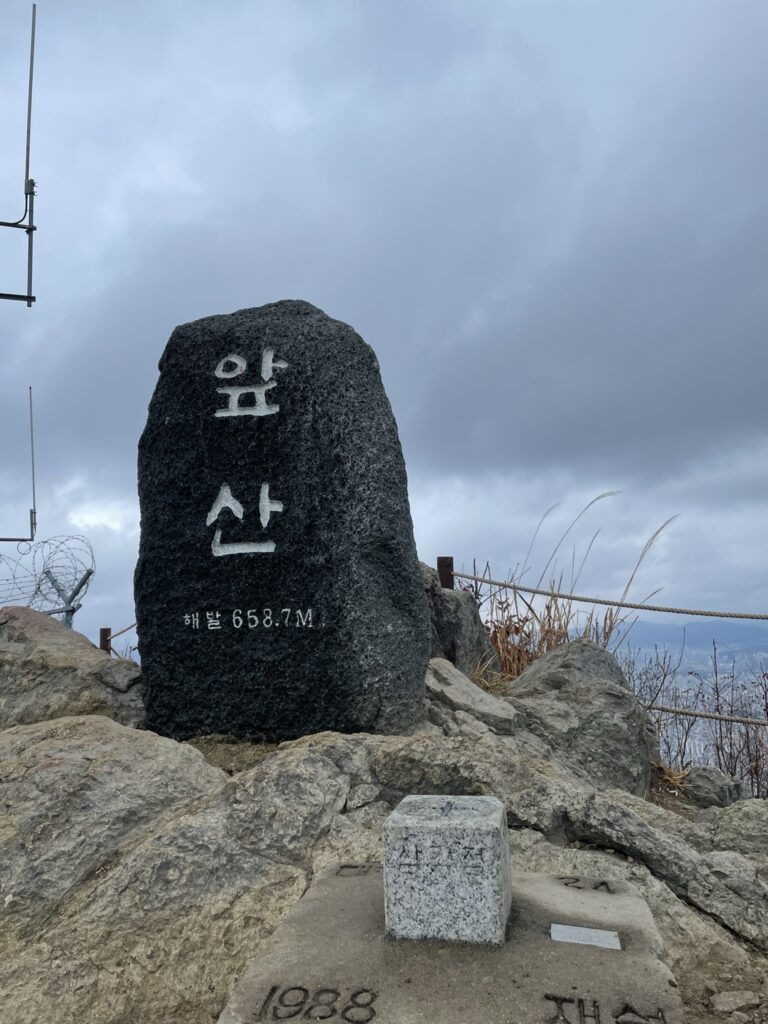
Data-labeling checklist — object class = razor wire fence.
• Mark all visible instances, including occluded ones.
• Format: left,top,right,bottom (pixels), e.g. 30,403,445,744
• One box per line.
0,535,94,626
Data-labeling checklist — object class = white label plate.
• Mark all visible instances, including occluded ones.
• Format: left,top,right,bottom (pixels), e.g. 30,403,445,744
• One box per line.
550,923,622,949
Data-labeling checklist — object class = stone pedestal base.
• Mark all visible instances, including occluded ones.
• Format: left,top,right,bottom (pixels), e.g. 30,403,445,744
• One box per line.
218,865,683,1024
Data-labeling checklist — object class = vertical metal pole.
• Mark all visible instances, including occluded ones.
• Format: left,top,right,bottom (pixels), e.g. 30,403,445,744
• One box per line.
99,628,112,653
25,187,34,307
24,4,37,307
437,556,454,590
25,5,36,187
28,386,36,538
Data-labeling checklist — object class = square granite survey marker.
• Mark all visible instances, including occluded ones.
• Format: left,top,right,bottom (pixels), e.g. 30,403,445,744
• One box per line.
383,794,512,944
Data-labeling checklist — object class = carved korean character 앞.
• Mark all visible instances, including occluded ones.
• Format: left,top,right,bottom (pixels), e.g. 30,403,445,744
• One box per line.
213,350,288,418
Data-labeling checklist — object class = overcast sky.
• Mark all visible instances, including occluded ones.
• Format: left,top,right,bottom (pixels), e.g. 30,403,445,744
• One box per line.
1,1,767,658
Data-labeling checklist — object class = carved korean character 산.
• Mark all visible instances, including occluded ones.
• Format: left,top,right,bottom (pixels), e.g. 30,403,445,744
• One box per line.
206,483,284,557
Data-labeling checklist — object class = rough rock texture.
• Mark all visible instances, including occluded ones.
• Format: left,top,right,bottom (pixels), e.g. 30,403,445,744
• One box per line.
0,717,310,1024
1,715,767,1023
1,642,767,1023
0,606,143,729
420,562,499,676
713,799,768,857
504,638,658,795
683,765,745,808
135,300,430,740
709,991,762,1014
426,657,519,735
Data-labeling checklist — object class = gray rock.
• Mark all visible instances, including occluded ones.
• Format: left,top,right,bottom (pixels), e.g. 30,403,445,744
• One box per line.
504,639,658,795
425,657,518,735
0,606,143,729
135,300,430,741
0,715,227,943
1,713,767,1024
683,765,745,808
382,794,511,943
420,562,499,677
710,991,762,1014
426,696,461,736
0,716,330,1024
714,799,768,857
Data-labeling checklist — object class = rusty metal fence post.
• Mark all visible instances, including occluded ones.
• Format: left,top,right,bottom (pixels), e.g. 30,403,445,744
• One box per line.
436,556,454,590
99,627,111,653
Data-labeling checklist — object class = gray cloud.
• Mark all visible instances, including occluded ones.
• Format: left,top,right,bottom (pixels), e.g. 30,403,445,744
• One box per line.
1,0,767,647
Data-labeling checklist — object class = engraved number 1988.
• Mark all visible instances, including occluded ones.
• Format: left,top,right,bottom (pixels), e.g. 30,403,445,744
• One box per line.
254,985,377,1022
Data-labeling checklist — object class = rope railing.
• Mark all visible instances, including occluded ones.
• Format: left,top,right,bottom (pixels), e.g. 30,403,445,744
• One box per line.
97,560,768,731
434,557,768,729
643,704,768,728
449,569,768,622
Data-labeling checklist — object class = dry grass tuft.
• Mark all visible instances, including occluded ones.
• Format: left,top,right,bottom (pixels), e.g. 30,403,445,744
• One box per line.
462,493,675,686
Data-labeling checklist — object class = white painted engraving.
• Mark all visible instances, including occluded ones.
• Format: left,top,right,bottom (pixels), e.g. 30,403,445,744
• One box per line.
259,483,284,528
214,354,247,379
211,529,276,557
261,348,289,381
550,923,622,950
206,484,244,525
213,350,288,417
215,380,279,418
206,482,284,556
185,607,314,628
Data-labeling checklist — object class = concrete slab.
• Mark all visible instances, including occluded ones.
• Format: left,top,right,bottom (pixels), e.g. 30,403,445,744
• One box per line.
218,865,683,1024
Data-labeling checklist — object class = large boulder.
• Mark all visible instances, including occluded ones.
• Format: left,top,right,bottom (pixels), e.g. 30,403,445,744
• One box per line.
420,562,499,677
682,765,745,809
0,606,143,729
135,301,430,741
712,799,768,858
1,715,768,1023
0,717,309,1024
425,657,518,735
503,639,658,795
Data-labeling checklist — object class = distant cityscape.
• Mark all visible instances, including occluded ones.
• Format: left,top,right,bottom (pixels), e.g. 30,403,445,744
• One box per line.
607,619,768,678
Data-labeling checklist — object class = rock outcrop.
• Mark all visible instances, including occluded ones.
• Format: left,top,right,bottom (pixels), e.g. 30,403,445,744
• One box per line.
0,606,143,729
683,764,745,808
0,630,764,1023
420,562,499,677
503,639,658,796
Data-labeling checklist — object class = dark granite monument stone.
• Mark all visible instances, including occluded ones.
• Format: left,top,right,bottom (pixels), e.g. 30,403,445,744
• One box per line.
135,300,430,740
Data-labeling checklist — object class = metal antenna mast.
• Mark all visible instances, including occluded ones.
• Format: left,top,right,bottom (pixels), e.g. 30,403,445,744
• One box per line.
0,387,38,542
0,4,38,307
